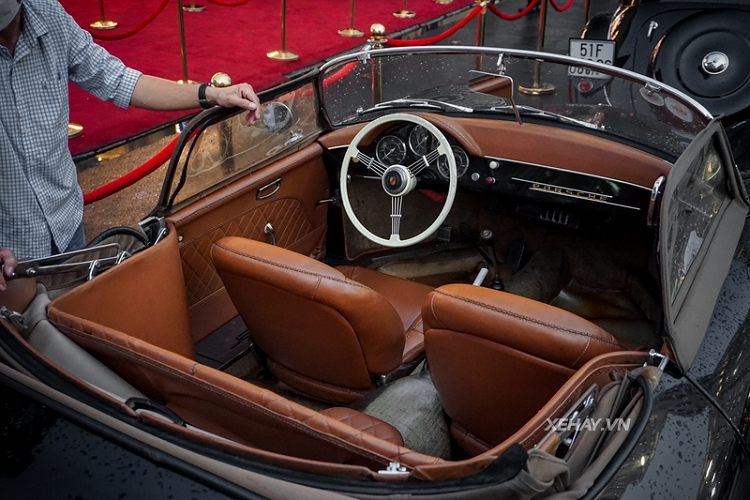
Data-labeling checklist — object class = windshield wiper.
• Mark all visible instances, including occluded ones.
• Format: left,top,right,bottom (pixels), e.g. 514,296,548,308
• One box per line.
357,98,473,116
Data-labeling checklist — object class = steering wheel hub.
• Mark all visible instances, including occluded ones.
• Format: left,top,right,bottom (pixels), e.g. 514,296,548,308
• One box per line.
382,165,416,197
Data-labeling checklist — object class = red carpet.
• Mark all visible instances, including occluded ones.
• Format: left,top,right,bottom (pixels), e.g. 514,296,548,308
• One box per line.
60,0,475,157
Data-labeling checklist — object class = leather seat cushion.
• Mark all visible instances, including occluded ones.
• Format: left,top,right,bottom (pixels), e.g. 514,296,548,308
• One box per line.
321,407,404,447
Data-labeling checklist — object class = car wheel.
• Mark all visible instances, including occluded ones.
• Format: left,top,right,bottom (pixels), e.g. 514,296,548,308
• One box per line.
651,10,750,118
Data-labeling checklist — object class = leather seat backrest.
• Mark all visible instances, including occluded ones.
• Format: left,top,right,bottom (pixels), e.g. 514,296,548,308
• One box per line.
212,237,406,390
422,283,624,454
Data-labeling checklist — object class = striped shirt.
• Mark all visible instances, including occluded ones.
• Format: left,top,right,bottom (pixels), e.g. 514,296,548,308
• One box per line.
0,0,141,258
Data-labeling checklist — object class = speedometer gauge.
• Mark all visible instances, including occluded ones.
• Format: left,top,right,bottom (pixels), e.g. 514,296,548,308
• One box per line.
375,135,407,166
438,146,470,179
408,125,438,156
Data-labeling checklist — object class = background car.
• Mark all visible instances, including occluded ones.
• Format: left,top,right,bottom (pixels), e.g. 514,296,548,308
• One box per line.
582,0,750,190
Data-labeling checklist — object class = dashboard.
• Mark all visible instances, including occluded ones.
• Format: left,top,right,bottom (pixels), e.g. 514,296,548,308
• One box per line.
343,122,657,220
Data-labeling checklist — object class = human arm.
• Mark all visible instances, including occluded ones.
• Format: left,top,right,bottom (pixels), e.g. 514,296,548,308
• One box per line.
130,75,261,125
0,247,18,292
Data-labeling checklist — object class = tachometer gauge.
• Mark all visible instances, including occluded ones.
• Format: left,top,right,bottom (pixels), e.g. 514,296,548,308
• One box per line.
437,146,470,179
375,135,407,166
408,125,439,156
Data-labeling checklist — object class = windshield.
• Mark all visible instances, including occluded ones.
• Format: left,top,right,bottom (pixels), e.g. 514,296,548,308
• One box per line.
319,47,712,159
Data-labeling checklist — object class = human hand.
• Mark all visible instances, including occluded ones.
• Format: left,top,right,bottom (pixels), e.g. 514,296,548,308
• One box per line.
209,83,261,126
0,247,18,292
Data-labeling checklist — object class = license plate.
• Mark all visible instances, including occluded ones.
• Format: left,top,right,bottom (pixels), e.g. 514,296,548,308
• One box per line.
568,40,615,79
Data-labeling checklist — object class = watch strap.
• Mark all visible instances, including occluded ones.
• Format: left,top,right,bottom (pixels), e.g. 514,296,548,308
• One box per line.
198,83,212,109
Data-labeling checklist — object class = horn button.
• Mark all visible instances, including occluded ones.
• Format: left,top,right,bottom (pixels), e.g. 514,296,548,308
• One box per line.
382,165,417,197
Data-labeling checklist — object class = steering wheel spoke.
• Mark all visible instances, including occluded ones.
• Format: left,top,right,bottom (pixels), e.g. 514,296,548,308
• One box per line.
354,150,387,177
391,195,403,238
408,148,442,175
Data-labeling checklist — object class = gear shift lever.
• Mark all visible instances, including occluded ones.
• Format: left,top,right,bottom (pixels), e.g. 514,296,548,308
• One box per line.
479,228,504,290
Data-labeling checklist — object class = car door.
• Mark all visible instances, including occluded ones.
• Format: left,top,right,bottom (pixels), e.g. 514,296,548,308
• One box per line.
660,119,749,371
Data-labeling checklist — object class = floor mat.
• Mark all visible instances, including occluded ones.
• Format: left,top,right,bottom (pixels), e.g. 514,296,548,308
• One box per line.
351,366,452,459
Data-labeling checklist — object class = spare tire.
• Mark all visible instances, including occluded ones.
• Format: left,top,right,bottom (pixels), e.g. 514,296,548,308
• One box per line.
652,10,750,118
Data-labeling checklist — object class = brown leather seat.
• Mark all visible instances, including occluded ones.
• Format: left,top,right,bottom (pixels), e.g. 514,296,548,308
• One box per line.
212,236,432,404
422,283,625,456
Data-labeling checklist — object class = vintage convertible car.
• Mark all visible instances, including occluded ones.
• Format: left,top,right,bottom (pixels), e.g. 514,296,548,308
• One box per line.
2,46,750,498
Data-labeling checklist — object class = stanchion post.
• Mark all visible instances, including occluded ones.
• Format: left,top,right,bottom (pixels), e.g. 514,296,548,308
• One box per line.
583,0,590,26
518,0,555,95
339,0,364,37
90,0,117,30
184,0,206,12
433,0,454,4
369,23,386,105
176,0,194,83
211,73,236,173
393,0,415,18
267,0,299,61
475,1,487,47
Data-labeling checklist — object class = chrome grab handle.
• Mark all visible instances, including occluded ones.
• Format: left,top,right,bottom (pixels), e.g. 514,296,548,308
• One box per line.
257,178,282,200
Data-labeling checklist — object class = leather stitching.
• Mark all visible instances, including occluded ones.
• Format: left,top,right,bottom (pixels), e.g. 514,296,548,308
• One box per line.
172,146,321,225
57,323,398,463
215,241,372,292
434,290,624,349
570,338,591,368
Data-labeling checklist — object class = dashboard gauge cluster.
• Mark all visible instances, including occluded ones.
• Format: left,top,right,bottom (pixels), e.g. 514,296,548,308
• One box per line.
372,123,472,181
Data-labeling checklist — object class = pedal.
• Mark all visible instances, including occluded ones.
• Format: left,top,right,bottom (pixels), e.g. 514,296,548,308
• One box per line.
507,238,526,274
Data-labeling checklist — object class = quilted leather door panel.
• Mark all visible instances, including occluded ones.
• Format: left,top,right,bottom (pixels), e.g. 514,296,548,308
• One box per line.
168,143,329,341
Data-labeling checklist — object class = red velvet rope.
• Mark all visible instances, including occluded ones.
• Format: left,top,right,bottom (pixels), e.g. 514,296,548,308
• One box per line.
83,135,178,205
88,0,171,41
549,0,575,12
385,4,482,47
204,0,253,6
488,0,541,21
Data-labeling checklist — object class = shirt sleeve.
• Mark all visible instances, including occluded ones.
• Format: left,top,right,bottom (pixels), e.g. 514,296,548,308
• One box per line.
61,6,142,109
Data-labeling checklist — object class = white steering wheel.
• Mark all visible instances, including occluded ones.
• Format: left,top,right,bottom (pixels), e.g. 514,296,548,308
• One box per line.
340,113,457,248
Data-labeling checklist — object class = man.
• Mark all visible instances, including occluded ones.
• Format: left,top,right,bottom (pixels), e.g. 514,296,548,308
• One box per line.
0,0,261,259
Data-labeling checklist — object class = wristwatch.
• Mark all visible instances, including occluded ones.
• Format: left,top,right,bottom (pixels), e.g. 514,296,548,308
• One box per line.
198,82,213,109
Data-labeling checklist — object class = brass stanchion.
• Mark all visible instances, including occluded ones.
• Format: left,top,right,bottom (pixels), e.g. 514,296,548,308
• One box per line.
518,0,555,95
267,0,299,61
183,0,206,12
369,24,385,105
339,0,364,37
433,0,453,4
213,73,236,173
583,0,590,26
475,1,487,47
393,0,415,18
68,123,84,139
176,0,195,83
89,0,117,30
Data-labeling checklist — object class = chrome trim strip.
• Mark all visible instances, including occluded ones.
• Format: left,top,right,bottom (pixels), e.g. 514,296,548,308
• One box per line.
487,155,655,191
512,177,641,210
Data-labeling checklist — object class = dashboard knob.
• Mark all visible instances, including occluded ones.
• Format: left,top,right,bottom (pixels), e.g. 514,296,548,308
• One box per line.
489,160,500,170
485,176,496,185
471,172,480,181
